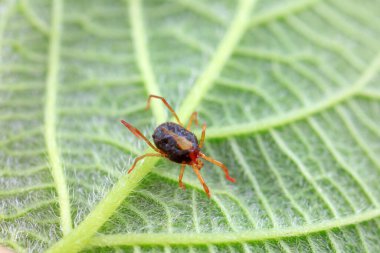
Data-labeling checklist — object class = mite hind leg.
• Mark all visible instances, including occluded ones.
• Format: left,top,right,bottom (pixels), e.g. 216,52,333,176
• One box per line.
146,95,183,126
128,153,165,174
200,153,236,183
179,164,186,190
192,165,210,198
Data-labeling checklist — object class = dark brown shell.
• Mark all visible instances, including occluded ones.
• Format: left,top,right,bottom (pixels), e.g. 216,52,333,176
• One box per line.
153,122,199,163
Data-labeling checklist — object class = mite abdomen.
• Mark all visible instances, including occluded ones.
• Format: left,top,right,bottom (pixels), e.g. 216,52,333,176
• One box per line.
153,122,199,163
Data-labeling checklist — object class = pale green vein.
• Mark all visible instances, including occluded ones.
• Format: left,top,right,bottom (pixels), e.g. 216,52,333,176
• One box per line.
61,132,140,155
211,197,257,253
212,195,237,231
0,0,17,62
0,165,48,177
9,42,46,63
60,76,142,92
0,62,43,72
348,101,380,137
76,16,129,39
308,118,379,206
205,54,380,139
46,155,160,253
270,128,346,253
270,129,339,217
178,0,257,121
0,111,42,121
0,199,57,220
44,0,72,235
191,190,200,232
336,106,380,167
249,0,319,27
0,82,44,91
19,0,49,35
137,191,173,233
256,135,308,221
229,139,277,227
315,3,378,51
58,102,146,117
271,63,307,104
46,3,257,248
357,89,380,100
129,0,166,123
46,4,171,246
177,0,225,25
0,183,54,197
167,29,212,54
235,47,315,63
129,205,151,231
0,127,42,147
216,77,279,111
331,0,380,32
89,208,380,247
61,48,134,64
287,15,364,71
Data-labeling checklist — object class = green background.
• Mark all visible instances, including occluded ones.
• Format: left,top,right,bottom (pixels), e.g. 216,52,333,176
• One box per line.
1,0,380,252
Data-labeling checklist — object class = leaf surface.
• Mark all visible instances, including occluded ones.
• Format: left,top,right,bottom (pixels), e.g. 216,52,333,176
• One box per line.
1,0,380,252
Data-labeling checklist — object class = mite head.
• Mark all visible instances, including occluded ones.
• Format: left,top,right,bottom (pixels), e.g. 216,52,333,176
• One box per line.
189,149,203,168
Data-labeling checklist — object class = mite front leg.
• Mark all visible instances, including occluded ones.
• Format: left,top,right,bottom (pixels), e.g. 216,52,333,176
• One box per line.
187,112,198,130
199,123,206,148
146,95,183,126
121,120,163,154
200,153,236,183
128,153,164,174
179,164,186,190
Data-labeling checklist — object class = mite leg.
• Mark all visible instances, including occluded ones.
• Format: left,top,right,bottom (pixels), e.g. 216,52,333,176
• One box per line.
192,165,210,198
200,153,236,183
179,164,186,190
147,95,183,126
121,120,163,154
199,123,206,148
128,153,164,174
187,112,198,130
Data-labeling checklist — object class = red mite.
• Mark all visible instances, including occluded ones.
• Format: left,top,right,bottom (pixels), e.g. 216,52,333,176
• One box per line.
121,95,235,198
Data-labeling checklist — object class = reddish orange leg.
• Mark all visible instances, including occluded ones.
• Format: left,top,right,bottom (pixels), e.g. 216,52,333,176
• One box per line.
179,164,186,190
128,153,164,174
147,95,183,126
192,165,210,198
121,120,163,154
200,153,236,183
187,112,198,130
199,123,206,148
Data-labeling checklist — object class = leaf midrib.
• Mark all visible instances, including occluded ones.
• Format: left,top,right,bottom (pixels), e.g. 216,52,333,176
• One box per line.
204,54,380,139
45,0,380,252
46,0,256,251
178,0,257,120
130,0,166,123
89,208,380,247
44,0,72,235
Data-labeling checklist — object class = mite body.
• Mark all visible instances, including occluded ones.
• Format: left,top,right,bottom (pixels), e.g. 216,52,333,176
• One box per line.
121,95,235,197
153,122,199,164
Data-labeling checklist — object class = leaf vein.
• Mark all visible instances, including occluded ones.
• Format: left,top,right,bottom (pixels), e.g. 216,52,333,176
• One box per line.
44,0,72,235
129,0,166,123
89,208,380,246
178,0,257,121
205,54,380,139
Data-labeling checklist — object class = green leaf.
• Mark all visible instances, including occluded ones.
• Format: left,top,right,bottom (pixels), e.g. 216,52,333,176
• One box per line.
1,0,380,252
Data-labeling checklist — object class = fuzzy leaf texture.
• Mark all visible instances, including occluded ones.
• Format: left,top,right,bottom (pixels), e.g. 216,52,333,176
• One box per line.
1,0,380,252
